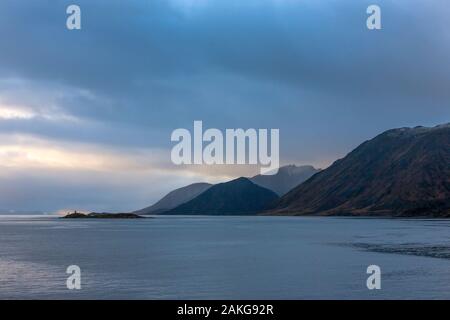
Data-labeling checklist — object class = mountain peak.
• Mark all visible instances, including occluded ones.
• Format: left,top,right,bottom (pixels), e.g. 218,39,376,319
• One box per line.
164,176,279,215
382,123,450,138
232,177,253,184
251,164,320,196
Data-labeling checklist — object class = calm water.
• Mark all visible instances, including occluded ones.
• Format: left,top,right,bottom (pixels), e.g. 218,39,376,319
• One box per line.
0,215,449,299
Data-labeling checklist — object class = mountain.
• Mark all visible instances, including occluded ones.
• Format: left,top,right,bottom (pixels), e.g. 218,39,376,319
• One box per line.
251,165,320,196
134,183,212,214
134,165,318,215
164,177,279,215
272,124,450,217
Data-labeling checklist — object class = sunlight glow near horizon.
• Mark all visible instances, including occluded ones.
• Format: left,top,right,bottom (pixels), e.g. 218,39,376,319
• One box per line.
0,135,165,172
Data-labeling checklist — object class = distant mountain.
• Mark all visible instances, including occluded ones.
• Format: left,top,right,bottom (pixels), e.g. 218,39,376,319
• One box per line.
165,177,279,215
134,183,212,214
251,165,320,196
134,165,317,215
272,124,450,217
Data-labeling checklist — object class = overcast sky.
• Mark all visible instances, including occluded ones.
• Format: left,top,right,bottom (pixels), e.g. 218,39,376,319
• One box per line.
0,0,449,213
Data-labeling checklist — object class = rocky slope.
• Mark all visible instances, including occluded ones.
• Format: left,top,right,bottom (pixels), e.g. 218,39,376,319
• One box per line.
272,124,450,217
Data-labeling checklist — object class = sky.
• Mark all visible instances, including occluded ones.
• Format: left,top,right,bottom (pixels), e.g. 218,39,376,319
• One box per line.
0,0,449,213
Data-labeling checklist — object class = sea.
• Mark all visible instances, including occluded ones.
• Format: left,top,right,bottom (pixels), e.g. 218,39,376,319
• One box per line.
0,215,449,299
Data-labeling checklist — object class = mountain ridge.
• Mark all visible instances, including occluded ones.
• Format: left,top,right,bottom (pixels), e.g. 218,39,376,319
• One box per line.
134,182,212,214
271,123,450,217
250,165,320,196
164,177,279,215
134,164,316,214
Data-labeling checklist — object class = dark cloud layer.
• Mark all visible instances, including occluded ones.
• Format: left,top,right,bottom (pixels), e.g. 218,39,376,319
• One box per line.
0,0,449,212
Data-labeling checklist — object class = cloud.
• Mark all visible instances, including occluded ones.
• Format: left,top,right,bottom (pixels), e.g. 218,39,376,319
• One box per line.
0,105,35,120
0,132,203,175
0,133,247,212
0,0,449,211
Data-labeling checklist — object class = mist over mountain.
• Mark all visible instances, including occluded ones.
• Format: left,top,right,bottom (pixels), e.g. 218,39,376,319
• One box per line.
164,177,279,215
272,124,450,217
251,165,320,196
134,183,212,215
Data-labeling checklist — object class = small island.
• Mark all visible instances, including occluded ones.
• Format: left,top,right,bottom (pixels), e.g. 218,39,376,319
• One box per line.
62,211,145,219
